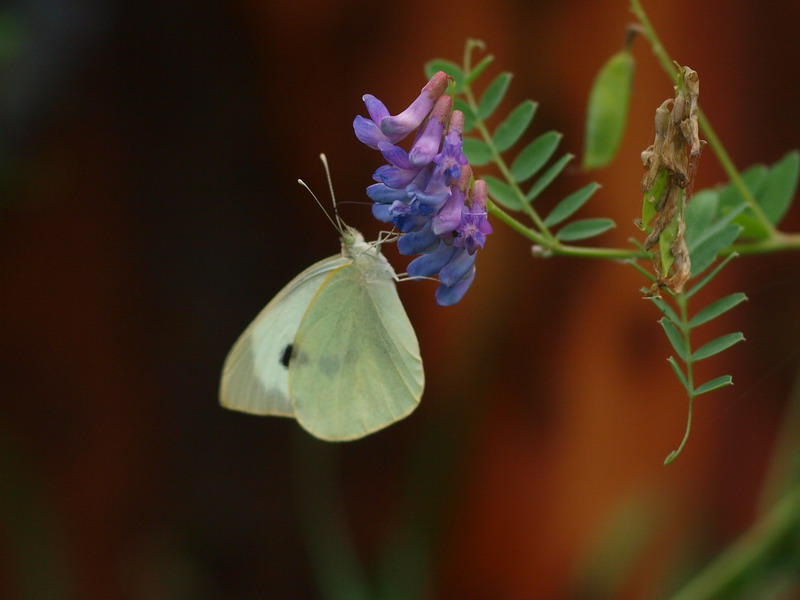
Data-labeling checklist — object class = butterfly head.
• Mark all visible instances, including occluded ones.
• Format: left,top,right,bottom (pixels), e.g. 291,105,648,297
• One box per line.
341,225,368,251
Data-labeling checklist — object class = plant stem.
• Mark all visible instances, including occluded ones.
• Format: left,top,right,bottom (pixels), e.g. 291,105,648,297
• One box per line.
728,231,800,256
488,202,645,259
629,0,777,237
293,436,373,600
487,201,545,244
757,362,800,515
664,293,696,465
551,242,643,260
669,481,800,600
627,258,657,281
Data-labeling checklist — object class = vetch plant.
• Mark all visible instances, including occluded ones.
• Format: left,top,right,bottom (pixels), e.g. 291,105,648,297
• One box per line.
237,2,800,463
365,19,798,466
221,2,800,598
225,3,799,465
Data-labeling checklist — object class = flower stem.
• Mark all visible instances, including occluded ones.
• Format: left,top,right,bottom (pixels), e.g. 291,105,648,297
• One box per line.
488,202,644,259
487,201,545,244
550,242,643,260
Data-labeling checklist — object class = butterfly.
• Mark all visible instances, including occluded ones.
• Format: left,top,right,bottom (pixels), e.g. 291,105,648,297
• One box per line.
219,157,424,441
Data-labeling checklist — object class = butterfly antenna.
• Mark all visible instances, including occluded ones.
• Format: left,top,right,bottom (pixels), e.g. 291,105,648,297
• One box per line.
319,153,344,231
297,178,341,234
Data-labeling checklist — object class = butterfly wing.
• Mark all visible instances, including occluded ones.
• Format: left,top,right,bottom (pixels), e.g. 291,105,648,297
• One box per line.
289,254,424,441
219,254,349,416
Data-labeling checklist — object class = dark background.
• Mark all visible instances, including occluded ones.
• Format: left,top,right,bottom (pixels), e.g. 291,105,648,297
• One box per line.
1,0,799,598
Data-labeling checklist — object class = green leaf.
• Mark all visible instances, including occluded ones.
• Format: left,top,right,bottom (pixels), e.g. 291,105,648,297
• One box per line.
556,218,615,242
511,131,562,183
684,189,720,248
465,54,495,86
454,99,476,133
493,100,538,153
720,167,767,213
424,60,463,87
583,50,634,170
462,138,493,166
649,296,681,326
667,356,691,393
759,150,799,226
690,224,742,277
694,375,733,396
477,72,513,120
660,318,688,361
484,175,520,211
526,153,574,201
693,332,745,361
543,183,601,227
688,292,748,328
713,155,800,239
687,198,745,254
718,164,767,214
718,169,767,240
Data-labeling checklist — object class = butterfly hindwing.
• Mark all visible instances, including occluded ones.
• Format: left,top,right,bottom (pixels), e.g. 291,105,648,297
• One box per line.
219,255,349,416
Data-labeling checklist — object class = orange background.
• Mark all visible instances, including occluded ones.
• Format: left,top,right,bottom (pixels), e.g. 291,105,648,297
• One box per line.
1,0,799,598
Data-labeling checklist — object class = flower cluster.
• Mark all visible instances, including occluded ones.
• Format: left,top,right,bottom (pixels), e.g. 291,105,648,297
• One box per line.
353,71,492,305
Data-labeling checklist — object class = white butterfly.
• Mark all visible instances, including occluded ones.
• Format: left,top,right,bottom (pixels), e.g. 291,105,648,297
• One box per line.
219,158,424,441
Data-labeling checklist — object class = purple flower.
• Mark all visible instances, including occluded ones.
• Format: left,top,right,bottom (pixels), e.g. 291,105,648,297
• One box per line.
407,240,455,277
433,111,468,187
380,71,448,139
455,180,493,254
355,72,492,305
372,163,421,189
436,266,475,306
408,95,452,167
398,220,439,255
367,178,448,232
366,182,408,204
438,247,476,287
432,167,470,235
388,199,427,233
372,202,394,223
353,71,448,149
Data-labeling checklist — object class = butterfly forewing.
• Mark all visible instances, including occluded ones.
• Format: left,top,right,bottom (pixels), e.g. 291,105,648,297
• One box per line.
290,254,424,441
219,255,349,416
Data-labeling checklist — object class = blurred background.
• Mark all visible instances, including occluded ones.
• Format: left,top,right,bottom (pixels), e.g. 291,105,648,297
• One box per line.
1,0,799,598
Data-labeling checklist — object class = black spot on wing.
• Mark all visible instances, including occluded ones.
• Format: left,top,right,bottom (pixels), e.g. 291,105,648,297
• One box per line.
280,344,293,368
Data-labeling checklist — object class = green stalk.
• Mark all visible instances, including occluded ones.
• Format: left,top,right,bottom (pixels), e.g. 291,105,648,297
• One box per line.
551,242,643,260
293,436,374,600
669,482,800,600
758,363,800,514
488,201,647,259
728,231,800,256
487,201,545,244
